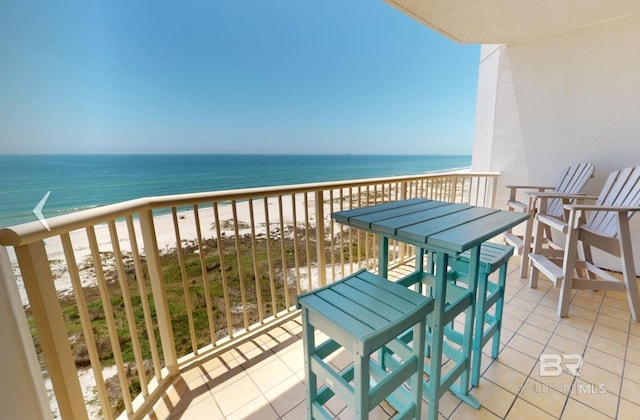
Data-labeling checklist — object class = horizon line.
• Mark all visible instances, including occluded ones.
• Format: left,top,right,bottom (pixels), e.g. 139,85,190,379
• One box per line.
0,152,472,157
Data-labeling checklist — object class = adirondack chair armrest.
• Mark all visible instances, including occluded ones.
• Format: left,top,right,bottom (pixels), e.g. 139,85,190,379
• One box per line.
505,185,555,202
528,192,597,205
505,185,555,190
507,199,528,212
527,193,597,215
563,204,640,213
527,192,596,200
536,213,568,233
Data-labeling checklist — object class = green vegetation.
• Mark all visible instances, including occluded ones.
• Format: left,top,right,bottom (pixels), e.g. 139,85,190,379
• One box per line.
26,228,367,417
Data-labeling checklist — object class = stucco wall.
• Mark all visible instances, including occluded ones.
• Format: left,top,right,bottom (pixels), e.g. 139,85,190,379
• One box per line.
0,246,51,420
472,13,640,273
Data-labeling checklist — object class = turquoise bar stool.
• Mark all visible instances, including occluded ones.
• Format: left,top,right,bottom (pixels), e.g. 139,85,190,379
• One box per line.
447,242,514,387
297,269,434,420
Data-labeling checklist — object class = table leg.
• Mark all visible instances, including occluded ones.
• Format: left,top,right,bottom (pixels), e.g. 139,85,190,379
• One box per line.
426,251,448,419
378,236,388,277
461,246,480,396
415,247,424,272
376,236,389,372
428,249,481,416
445,246,480,409
301,308,317,419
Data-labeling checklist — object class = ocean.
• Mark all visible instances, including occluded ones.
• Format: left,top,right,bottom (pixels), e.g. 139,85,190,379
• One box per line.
0,154,470,228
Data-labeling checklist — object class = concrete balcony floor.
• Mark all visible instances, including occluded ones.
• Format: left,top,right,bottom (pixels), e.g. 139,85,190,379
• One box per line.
151,256,640,419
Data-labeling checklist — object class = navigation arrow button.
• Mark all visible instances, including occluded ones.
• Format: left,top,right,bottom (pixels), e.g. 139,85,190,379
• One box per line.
33,191,52,231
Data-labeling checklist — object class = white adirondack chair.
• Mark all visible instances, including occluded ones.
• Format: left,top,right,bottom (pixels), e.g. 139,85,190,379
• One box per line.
504,162,595,277
528,166,640,320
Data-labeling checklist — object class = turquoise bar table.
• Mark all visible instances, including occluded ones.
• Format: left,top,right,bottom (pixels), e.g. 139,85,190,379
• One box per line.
333,198,528,419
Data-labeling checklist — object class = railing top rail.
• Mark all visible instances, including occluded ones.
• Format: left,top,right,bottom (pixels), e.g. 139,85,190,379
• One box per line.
0,171,499,247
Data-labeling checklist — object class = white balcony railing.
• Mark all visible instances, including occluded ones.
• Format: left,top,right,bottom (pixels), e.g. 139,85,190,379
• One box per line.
0,171,498,419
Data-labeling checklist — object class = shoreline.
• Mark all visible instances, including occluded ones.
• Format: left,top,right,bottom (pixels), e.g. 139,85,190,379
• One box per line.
0,154,471,228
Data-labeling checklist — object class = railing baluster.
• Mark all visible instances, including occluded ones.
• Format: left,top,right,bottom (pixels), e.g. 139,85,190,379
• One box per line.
338,188,345,278
315,190,326,288
470,176,476,204
291,194,302,293
171,208,198,355
263,197,277,317
231,200,250,331
86,225,133,415
126,216,162,378
277,195,292,306
138,210,178,375
356,186,363,269
449,177,457,202
212,202,234,338
474,179,481,204
303,193,313,289
248,198,264,323
346,187,357,273
193,204,217,345
61,233,112,419
108,220,148,398
364,186,370,270
328,189,335,283
490,176,498,208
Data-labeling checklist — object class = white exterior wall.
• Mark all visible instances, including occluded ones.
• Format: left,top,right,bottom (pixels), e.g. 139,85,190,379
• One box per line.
0,246,52,420
472,13,640,273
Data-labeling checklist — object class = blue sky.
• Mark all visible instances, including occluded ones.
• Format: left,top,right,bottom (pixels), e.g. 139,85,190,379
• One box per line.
0,1,480,155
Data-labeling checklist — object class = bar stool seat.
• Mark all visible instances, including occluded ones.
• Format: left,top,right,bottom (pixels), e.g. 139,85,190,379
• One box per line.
447,242,514,387
296,269,434,419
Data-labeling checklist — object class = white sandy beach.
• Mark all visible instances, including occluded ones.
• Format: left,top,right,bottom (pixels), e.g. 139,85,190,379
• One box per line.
10,192,340,307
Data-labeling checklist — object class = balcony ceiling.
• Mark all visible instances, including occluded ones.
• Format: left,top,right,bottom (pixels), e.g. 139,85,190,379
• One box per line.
385,0,640,44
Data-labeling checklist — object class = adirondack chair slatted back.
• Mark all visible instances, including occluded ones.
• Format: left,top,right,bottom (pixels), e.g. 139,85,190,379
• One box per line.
586,166,640,237
547,162,596,216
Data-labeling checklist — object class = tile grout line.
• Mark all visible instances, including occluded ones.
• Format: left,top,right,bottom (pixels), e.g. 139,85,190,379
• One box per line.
502,277,573,419
612,302,633,420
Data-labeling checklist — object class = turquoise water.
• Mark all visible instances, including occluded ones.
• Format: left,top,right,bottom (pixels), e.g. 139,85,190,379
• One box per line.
0,154,470,227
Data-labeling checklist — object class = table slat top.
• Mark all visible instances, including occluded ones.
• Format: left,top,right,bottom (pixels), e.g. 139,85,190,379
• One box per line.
346,200,449,230
331,197,425,225
372,203,471,235
332,199,528,254
430,211,529,252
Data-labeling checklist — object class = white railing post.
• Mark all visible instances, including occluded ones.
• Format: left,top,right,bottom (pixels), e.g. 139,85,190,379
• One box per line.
470,176,480,206
14,241,88,420
315,191,327,287
490,175,499,208
0,246,52,420
138,210,179,375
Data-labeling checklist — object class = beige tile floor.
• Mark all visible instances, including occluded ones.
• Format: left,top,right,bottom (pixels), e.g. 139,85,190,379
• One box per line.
154,256,640,419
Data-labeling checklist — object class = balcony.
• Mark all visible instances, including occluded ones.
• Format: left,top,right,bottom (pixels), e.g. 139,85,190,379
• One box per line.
161,264,640,419
2,171,639,419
